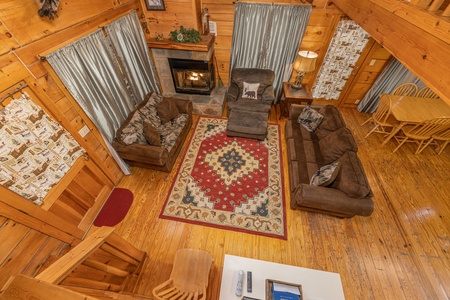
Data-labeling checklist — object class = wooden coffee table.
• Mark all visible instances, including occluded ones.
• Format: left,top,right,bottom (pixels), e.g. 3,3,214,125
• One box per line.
219,254,345,300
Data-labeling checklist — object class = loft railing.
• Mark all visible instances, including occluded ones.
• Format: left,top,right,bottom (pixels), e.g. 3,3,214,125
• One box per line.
409,0,450,16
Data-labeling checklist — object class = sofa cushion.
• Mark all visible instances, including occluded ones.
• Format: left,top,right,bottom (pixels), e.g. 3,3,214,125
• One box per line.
139,93,164,128
310,161,340,186
331,151,371,198
319,127,358,164
119,110,147,145
315,105,346,139
156,97,180,124
158,113,189,152
143,120,161,146
297,105,323,132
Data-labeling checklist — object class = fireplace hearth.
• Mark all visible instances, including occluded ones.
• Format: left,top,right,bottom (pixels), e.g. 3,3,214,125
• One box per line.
168,58,215,95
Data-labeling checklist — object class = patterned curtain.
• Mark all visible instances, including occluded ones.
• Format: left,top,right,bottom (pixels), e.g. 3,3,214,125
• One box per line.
230,2,311,101
0,93,85,205
312,20,370,100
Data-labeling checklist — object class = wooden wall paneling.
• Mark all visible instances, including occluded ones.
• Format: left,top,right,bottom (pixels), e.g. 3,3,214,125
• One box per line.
0,22,19,56
0,275,100,300
332,0,450,106
0,0,121,46
0,230,50,288
0,54,29,92
0,196,82,243
0,220,29,264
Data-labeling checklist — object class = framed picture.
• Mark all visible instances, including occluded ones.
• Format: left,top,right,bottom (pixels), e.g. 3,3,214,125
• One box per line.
145,0,165,10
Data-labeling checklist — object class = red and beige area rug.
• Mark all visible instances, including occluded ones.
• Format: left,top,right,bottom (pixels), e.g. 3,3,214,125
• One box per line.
160,117,286,239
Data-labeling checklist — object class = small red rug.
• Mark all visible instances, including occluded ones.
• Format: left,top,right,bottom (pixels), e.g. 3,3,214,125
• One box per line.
160,117,286,239
93,188,133,227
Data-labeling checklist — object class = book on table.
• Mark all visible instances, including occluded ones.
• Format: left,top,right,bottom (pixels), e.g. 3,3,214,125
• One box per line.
272,282,301,300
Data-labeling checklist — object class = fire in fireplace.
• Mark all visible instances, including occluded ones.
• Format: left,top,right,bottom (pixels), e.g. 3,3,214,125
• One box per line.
168,58,215,95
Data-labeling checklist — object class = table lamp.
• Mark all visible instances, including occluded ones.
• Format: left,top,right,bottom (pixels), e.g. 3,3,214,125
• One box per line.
292,50,318,90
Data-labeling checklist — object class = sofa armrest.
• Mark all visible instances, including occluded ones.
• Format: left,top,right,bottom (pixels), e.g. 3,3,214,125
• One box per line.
261,85,275,104
288,104,325,120
113,142,169,166
292,183,374,217
170,98,193,115
227,83,240,102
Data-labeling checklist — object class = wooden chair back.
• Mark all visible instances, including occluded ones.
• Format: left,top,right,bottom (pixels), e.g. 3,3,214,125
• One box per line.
405,117,450,140
431,128,450,155
373,95,392,124
153,248,213,300
391,82,418,96
416,86,440,99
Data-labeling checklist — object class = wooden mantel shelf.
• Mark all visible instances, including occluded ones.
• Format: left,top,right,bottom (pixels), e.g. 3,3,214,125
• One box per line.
147,34,215,52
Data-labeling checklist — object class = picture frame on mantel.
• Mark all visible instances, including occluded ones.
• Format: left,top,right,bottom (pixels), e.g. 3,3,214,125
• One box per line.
145,0,165,10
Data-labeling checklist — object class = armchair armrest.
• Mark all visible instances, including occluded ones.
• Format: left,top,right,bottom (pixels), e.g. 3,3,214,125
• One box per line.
292,183,374,217
261,85,275,104
113,142,169,166
227,83,240,102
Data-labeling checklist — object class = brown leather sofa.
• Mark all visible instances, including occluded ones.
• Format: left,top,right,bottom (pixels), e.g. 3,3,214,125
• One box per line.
113,93,192,172
285,104,374,218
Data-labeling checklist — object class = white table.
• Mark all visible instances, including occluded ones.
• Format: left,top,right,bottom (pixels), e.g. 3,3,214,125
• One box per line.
219,254,345,300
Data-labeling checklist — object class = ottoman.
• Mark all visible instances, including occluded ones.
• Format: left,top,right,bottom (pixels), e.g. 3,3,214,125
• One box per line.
226,110,268,140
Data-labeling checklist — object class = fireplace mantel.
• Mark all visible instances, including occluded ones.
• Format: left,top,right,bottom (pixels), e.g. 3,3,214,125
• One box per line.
147,34,215,52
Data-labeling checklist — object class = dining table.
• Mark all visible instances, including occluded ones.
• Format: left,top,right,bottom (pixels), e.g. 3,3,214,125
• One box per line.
380,94,450,145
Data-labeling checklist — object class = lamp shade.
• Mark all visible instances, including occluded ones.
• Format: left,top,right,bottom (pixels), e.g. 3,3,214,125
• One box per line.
293,51,318,73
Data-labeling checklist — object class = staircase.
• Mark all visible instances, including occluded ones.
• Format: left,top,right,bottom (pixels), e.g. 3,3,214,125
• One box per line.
0,227,152,300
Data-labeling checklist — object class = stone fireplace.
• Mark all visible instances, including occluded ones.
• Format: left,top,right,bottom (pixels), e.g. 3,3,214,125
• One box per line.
149,35,226,116
168,57,215,95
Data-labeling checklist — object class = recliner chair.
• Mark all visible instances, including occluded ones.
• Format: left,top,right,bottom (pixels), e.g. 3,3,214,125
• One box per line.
226,68,275,116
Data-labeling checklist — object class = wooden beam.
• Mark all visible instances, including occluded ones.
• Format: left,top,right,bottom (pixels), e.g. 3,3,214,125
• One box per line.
332,0,450,106
368,0,450,45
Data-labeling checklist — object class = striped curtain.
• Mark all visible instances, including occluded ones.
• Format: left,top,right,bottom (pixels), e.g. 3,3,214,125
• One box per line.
229,3,311,101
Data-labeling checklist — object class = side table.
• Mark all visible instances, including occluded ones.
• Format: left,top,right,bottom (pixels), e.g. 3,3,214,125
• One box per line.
279,82,313,119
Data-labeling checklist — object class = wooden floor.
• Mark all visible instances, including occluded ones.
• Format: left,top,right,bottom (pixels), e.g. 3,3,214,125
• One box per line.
110,105,450,300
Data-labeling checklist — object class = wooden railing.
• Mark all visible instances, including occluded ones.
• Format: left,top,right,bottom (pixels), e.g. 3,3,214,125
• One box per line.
409,0,450,16
0,227,150,300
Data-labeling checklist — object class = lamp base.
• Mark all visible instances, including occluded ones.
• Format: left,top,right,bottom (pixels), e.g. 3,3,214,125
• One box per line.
292,72,305,90
291,83,303,90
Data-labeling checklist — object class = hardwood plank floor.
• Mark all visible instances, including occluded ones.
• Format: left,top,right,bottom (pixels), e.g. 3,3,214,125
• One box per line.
110,106,450,300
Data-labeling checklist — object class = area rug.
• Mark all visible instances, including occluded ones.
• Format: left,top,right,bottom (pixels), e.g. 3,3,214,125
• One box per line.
93,188,133,227
160,117,286,239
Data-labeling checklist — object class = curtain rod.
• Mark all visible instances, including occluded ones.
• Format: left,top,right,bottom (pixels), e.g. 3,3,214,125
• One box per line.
0,83,28,103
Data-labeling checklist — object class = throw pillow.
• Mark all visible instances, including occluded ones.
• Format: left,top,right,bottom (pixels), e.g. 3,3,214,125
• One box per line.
155,97,180,124
319,127,358,164
143,120,161,146
310,162,340,186
297,105,324,132
242,82,260,99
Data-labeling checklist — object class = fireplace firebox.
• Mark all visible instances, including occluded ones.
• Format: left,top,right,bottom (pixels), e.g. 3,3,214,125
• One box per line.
168,58,215,95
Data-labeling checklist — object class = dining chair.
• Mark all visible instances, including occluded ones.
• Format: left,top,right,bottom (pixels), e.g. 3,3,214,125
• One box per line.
391,82,418,96
416,86,440,99
392,117,450,154
362,95,399,139
152,248,213,300
430,128,450,155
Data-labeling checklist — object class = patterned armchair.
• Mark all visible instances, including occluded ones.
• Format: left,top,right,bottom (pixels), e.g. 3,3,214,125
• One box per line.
226,68,275,116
